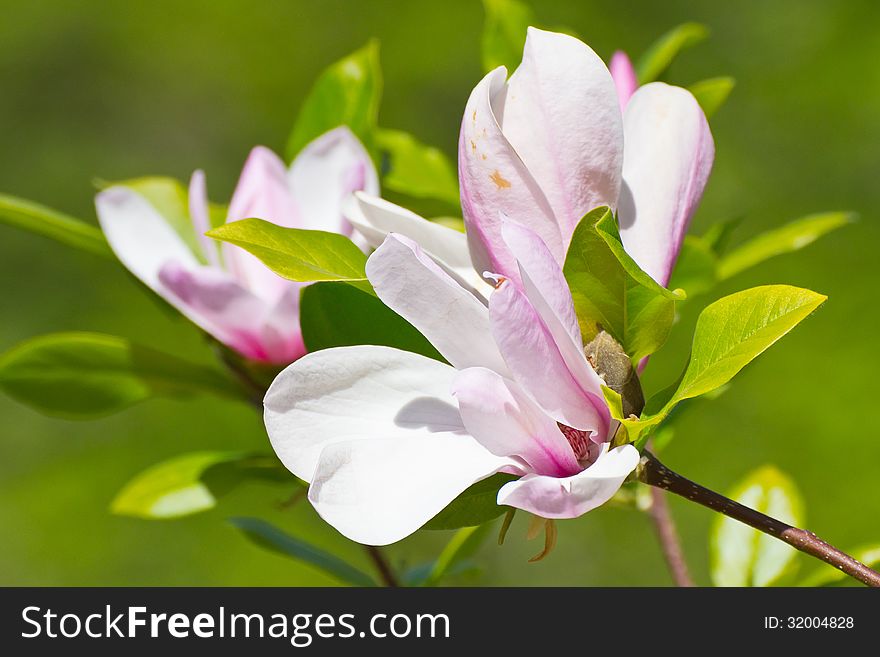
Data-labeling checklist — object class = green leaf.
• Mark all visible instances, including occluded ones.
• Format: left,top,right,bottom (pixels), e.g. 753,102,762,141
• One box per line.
377,129,459,205
688,76,735,118
481,0,534,73
668,235,719,298
636,22,709,84
702,216,743,255
668,285,826,406
800,544,880,587
229,517,377,587
423,474,516,530
207,219,369,288
710,466,805,586
0,332,243,419
421,524,493,587
112,452,291,519
563,207,683,362
0,193,112,258
718,212,855,280
285,41,382,162
300,281,442,361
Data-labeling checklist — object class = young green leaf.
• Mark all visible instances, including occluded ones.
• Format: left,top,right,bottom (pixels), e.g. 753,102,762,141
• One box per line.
688,77,735,118
563,207,683,362
300,281,442,361
229,517,377,587
112,452,291,519
422,524,493,587
668,285,826,406
207,219,369,287
0,193,112,258
710,466,805,586
285,41,382,162
718,212,855,280
423,474,516,530
668,235,719,298
800,544,880,587
481,0,534,73
636,22,709,84
377,129,459,205
0,332,243,419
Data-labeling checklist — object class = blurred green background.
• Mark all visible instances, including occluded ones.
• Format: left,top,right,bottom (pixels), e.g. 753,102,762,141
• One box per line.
1,0,877,586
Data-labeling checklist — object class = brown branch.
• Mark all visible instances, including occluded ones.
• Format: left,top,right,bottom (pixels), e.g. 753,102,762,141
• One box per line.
638,451,880,588
365,546,399,587
647,486,694,587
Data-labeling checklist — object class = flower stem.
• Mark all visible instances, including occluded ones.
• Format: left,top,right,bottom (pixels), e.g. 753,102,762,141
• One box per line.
365,546,399,587
637,451,880,587
647,486,694,586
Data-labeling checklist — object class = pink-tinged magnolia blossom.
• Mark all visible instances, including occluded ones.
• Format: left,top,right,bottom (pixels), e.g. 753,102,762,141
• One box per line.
609,50,638,110
96,127,378,364
459,27,714,287
264,223,639,546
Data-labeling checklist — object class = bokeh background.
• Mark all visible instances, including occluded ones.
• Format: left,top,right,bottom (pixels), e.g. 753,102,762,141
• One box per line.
1,0,877,586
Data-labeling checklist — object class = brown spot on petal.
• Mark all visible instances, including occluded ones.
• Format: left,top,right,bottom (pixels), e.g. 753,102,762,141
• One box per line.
470,139,476,152
490,170,511,189
472,110,477,122
481,153,487,160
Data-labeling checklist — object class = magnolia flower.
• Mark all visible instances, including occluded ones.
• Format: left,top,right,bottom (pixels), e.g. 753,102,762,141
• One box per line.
459,27,714,287
96,127,378,364
265,222,640,545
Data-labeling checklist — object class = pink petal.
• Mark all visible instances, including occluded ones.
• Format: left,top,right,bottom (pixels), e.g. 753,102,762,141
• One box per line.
502,28,624,244
489,279,611,439
453,367,580,478
618,82,715,286
496,444,640,518
609,50,638,111
458,67,562,283
188,169,220,266
225,146,300,301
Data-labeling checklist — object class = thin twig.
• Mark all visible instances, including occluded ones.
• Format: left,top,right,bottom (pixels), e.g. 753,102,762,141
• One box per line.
638,451,880,588
648,486,694,587
365,546,399,587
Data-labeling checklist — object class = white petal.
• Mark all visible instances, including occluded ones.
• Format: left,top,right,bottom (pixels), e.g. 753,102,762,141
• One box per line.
366,234,510,375
497,444,640,518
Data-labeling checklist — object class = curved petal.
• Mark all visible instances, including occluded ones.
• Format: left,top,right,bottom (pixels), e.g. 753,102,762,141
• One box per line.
157,260,300,363
609,50,638,111
366,234,510,375
225,146,300,301
497,444,640,518
502,28,624,243
289,126,379,235
459,67,562,281
618,82,715,286
309,434,512,545
188,170,220,266
95,185,199,290
453,367,580,478
264,345,466,482
345,192,491,298
490,279,611,439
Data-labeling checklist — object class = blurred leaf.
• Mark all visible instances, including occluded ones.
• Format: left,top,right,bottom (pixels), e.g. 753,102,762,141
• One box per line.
667,285,826,406
230,517,377,587
710,466,805,586
636,22,709,84
800,544,880,587
702,216,743,255
300,281,442,360
668,235,719,298
563,207,684,362
0,194,112,258
207,219,369,289
423,474,516,530
112,452,290,519
688,76,735,118
481,0,534,73
0,332,242,419
718,212,855,280
286,41,382,162
421,524,493,587
377,129,459,205
431,216,465,232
